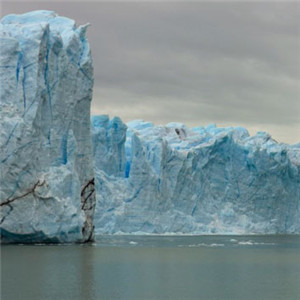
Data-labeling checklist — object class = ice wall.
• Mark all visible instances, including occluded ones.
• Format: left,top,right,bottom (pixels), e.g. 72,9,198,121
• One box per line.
93,117,300,235
0,11,95,243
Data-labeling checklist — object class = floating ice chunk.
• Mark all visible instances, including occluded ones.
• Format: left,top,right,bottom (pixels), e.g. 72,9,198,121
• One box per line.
129,241,138,245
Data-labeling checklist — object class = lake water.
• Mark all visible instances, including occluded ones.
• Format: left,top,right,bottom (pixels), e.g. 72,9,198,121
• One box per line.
1,235,300,300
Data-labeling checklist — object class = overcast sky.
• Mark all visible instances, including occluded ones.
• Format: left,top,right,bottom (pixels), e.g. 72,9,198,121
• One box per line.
1,1,299,144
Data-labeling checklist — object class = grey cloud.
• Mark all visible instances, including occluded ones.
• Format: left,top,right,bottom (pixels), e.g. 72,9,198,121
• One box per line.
2,1,299,143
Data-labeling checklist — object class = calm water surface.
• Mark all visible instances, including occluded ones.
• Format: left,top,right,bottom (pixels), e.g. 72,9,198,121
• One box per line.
1,235,300,300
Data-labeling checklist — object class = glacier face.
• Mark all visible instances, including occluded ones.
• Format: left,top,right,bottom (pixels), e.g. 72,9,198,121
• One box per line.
0,11,95,243
92,116,300,235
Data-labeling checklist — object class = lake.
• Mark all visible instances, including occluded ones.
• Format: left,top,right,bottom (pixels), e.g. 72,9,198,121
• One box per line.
1,235,300,300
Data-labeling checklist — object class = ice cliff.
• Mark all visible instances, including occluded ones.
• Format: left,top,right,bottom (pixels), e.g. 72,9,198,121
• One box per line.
92,116,300,235
0,11,95,243
1,11,299,241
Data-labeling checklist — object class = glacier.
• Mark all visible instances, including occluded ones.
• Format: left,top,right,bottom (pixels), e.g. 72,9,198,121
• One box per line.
92,116,300,235
1,10,300,243
0,11,95,243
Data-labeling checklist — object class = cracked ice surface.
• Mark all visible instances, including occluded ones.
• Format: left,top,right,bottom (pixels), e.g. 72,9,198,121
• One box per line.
92,117,300,235
0,11,95,243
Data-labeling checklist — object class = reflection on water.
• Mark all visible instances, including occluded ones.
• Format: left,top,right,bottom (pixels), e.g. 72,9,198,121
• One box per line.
1,235,300,300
